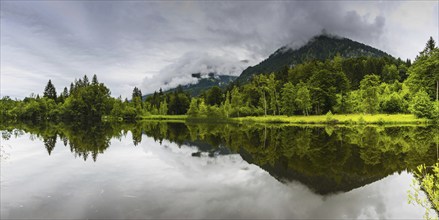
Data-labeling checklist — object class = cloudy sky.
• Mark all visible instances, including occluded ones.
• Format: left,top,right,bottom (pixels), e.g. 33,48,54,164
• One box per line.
1,1,438,99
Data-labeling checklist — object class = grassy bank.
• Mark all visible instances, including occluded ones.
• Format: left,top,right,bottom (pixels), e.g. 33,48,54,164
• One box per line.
232,114,429,125
140,115,187,122
139,114,431,125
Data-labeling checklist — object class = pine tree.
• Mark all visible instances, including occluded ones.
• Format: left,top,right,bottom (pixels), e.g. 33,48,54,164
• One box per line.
132,87,142,100
83,75,89,86
62,87,69,98
43,80,57,100
92,74,99,85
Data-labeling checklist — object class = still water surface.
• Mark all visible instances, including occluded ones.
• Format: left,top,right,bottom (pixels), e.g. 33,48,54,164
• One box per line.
1,123,437,219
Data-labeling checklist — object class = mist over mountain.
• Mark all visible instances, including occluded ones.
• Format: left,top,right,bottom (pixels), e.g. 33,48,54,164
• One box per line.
236,34,393,83
155,34,395,95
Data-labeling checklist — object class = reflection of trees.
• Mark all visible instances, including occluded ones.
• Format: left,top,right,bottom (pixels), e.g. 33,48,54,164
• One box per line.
2,121,438,195
138,123,438,195
43,135,57,155
1,122,123,161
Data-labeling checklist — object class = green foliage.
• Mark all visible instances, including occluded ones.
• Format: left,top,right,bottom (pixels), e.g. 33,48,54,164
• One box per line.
325,110,334,123
198,99,208,118
280,82,296,116
237,34,392,84
2,37,438,122
308,69,350,114
360,74,381,114
381,92,407,114
408,163,439,219
206,86,223,106
295,82,312,116
231,87,243,117
407,46,439,100
187,98,199,117
159,100,168,115
382,64,400,83
223,91,232,118
43,80,57,101
410,90,435,119
62,75,113,121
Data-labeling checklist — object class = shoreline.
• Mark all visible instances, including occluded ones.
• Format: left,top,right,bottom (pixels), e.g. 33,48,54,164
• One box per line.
139,114,432,125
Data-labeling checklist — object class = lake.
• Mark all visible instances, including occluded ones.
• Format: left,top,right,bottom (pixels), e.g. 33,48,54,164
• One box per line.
1,122,438,219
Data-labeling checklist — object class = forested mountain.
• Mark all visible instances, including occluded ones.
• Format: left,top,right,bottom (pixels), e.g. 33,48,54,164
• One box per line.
1,37,437,121
236,34,393,83
144,73,236,98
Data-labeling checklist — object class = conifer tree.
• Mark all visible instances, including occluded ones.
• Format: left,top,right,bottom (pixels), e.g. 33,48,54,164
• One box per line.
43,80,57,100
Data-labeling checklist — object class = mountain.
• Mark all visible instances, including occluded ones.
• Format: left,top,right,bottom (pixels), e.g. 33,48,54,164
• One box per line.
236,34,393,83
144,73,237,98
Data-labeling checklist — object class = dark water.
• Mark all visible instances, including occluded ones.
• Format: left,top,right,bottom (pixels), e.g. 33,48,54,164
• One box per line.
1,122,438,219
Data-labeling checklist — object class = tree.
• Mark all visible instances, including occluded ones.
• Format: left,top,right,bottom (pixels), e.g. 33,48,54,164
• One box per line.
62,87,69,98
308,68,350,114
159,100,168,115
168,92,190,115
206,86,223,106
281,82,296,116
382,64,400,83
62,75,112,121
410,89,434,119
223,91,232,118
43,80,57,100
267,73,279,115
295,82,311,116
132,87,142,100
381,92,405,113
231,87,243,117
198,99,208,117
360,74,381,114
83,75,90,86
407,39,439,101
92,74,99,85
420,36,436,57
187,98,199,117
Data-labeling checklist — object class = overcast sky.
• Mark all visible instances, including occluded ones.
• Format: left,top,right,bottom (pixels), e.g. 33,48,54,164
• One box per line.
1,1,438,99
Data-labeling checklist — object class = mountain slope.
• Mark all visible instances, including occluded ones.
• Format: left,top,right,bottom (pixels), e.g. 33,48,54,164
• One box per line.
236,34,393,83
144,74,237,98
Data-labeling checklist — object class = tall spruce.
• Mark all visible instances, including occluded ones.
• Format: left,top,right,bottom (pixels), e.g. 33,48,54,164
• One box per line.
43,80,57,100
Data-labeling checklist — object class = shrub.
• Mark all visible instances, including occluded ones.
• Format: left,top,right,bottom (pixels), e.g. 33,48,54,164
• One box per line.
410,90,434,119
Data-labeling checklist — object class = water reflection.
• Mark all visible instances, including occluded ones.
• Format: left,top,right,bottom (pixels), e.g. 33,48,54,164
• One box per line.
1,122,438,196
0,130,430,219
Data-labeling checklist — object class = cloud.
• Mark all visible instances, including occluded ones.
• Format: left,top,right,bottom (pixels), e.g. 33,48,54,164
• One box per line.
1,1,437,98
141,51,248,93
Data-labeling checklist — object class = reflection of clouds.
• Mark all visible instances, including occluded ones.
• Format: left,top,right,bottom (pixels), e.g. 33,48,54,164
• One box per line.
1,134,426,219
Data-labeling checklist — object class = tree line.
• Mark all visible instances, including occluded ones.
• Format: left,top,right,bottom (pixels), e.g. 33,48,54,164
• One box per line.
186,37,439,119
1,37,438,122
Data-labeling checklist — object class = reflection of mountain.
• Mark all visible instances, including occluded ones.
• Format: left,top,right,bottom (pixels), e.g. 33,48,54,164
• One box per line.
140,122,438,195
2,121,437,195
239,150,387,195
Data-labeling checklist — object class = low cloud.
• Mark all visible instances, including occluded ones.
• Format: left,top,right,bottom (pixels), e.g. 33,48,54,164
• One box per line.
141,52,248,93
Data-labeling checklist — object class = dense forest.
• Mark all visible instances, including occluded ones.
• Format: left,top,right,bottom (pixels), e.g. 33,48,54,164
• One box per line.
1,37,438,122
